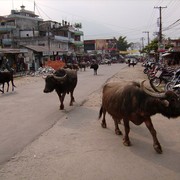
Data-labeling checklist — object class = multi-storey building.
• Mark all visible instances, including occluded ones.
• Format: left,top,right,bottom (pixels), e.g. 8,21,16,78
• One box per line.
162,39,180,65
84,38,118,61
0,5,84,71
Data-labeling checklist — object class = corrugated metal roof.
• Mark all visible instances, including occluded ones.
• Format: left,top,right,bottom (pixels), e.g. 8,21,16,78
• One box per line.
24,45,67,53
0,48,21,53
24,45,49,52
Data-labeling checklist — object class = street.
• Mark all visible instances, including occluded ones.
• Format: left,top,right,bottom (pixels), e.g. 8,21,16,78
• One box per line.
0,63,180,180
0,63,126,167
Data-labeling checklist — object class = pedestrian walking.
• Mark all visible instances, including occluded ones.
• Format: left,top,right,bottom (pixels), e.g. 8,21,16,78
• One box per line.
132,59,135,67
1,56,11,71
128,59,131,67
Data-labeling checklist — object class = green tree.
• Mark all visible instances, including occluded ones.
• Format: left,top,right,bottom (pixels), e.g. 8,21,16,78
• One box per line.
142,38,158,53
74,23,82,29
116,36,131,51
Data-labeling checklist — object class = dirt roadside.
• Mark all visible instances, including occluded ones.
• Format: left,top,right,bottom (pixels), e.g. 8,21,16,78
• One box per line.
13,75,43,87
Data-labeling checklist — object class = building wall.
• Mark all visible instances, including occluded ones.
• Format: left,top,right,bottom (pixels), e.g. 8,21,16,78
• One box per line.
20,30,39,38
0,6,84,72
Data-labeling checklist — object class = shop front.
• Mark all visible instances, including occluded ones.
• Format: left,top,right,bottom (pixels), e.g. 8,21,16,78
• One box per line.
0,48,28,73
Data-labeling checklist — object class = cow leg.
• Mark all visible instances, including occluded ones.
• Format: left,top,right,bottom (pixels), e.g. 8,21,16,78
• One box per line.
101,108,107,128
57,93,66,110
11,81,15,91
123,118,131,146
144,118,162,154
69,91,75,106
2,83,5,93
113,117,122,135
0,84,3,93
7,82,9,92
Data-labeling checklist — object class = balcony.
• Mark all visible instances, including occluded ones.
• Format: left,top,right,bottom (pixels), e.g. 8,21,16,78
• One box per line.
2,38,12,45
0,25,16,32
48,35,75,43
74,30,84,36
54,35,69,43
74,41,84,47
69,38,74,43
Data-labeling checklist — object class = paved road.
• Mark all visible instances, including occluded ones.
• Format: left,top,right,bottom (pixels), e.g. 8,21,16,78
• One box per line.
0,63,180,180
0,63,126,167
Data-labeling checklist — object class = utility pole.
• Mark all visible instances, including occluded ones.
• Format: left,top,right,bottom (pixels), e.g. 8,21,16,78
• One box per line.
47,26,51,59
34,0,36,13
143,31,150,45
154,6,167,62
154,6,167,44
140,37,145,50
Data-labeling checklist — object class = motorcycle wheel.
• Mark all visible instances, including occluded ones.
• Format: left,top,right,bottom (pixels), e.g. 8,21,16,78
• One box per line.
144,69,148,74
151,77,161,87
165,82,175,91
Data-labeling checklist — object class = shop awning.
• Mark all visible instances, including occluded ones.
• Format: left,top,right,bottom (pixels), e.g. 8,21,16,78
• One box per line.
24,45,48,52
119,51,129,54
119,50,139,54
162,52,171,57
0,48,22,54
24,45,67,54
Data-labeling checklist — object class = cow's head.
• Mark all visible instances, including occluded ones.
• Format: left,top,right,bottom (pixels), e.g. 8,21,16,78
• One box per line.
141,80,180,118
43,73,67,93
43,75,56,93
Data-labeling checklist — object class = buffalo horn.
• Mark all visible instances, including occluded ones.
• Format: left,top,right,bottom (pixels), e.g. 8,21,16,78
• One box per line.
42,75,47,79
53,74,67,81
141,80,166,98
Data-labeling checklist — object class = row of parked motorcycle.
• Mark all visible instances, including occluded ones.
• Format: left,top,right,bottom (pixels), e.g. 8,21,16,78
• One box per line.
143,61,180,95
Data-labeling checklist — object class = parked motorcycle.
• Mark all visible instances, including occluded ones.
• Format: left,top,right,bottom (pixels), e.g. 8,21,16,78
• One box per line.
143,62,155,74
147,63,162,80
150,66,175,87
165,68,180,91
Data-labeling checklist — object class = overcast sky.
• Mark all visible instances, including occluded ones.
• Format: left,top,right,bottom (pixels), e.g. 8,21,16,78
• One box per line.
1,0,180,45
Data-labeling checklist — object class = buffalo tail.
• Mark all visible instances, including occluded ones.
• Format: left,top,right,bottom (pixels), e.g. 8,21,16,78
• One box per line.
98,105,103,119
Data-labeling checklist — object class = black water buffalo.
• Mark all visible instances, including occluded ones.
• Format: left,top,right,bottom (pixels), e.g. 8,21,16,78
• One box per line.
0,71,16,93
99,80,180,153
43,68,78,110
78,61,86,71
90,63,99,75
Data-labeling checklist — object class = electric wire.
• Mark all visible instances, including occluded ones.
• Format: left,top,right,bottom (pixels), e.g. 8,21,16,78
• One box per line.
7,0,180,41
